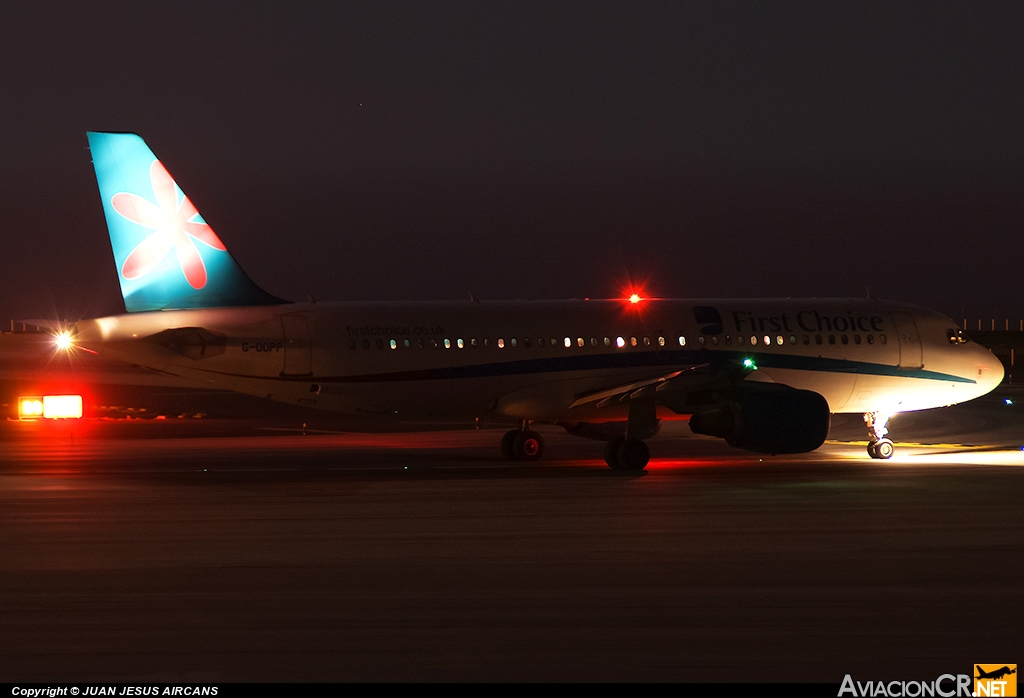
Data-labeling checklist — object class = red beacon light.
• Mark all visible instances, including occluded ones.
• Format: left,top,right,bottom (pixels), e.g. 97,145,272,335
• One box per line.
629,293,642,304
19,395,83,420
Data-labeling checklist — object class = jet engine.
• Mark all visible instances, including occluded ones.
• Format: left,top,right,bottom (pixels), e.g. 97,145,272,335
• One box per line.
689,387,830,455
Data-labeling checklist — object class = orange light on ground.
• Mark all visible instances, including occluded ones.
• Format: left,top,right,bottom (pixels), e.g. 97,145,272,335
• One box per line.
43,395,83,419
19,397,44,419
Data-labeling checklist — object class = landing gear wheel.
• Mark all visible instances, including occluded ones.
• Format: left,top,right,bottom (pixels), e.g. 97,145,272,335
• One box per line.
867,438,895,460
500,430,518,460
513,430,544,461
616,438,650,471
605,437,625,469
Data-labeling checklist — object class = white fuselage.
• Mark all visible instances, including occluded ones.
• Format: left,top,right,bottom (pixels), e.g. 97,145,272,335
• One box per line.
74,298,1003,424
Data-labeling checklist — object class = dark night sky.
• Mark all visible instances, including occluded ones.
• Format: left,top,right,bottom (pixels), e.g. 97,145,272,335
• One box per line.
2,2,1023,324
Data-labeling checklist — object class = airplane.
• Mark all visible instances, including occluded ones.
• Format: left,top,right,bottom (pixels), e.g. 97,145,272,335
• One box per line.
976,666,1016,681
64,131,1004,469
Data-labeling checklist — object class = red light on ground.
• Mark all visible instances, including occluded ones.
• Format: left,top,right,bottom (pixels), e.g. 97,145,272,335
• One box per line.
19,395,83,419
43,395,83,419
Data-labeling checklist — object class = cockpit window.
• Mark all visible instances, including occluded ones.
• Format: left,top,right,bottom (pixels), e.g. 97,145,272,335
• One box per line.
947,329,971,344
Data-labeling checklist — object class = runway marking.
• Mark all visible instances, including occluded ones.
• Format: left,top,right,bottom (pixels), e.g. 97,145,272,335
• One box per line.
826,439,986,449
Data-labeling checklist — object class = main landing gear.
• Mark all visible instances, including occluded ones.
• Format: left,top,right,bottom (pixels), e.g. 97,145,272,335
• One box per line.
604,398,656,470
604,437,650,470
864,411,895,460
500,422,545,461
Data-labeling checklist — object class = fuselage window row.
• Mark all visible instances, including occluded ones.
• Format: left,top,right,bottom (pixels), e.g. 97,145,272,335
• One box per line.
348,332,887,351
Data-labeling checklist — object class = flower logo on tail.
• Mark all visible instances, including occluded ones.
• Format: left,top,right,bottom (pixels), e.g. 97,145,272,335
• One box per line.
112,160,226,289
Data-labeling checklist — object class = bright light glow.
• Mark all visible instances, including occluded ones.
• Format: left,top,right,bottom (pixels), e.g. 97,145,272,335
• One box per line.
616,337,625,348
43,395,83,419
629,293,641,304
1005,398,1013,405
18,395,83,419
743,358,757,370
53,330,74,351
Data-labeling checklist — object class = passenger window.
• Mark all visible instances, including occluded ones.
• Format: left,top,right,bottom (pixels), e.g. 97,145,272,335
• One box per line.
591,337,598,347
362,339,370,349
854,335,861,345
577,337,584,347
630,337,638,347
724,335,732,346
880,334,887,344
828,335,835,345
643,337,651,346
802,335,809,345
841,335,848,345
523,337,531,347
457,338,464,348
484,338,491,348
866,335,874,345
763,335,770,346
678,335,686,346
497,338,505,348
616,337,626,348
348,339,356,350
404,339,411,349
775,335,783,345
471,338,478,348
815,335,823,345
390,339,398,349
376,339,384,349
711,336,719,346
537,337,544,347
603,337,611,347
511,338,518,348
789,335,796,344
698,336,706,346
417,338,424,349
444,339,451,348
658,336,666,347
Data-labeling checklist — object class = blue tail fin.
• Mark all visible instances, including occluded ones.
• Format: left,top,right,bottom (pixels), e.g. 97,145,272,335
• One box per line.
86,132,288,312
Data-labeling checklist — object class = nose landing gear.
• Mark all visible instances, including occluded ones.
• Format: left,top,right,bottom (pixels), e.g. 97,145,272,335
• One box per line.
864,411,895,459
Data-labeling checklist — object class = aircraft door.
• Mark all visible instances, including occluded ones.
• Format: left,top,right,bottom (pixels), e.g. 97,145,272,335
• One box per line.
281,316,312,376
891,311,923,369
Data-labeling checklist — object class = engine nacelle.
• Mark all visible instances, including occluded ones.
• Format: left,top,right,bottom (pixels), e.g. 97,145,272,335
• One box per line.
689,388,830,455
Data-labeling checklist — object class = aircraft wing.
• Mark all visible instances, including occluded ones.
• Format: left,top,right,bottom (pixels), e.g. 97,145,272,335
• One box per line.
568,363,712,409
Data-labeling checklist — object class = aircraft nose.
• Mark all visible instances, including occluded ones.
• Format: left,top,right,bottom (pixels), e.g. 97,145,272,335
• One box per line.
979,345,1005,395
